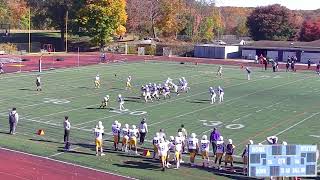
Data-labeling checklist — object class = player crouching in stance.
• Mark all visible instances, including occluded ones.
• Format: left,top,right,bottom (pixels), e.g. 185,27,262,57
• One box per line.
93,125,105,156
218,86,224,103
129,125,139,155
217,66,223,78
215,136,225,170
209,87,216,104
100,95,110,109
126,76,132,90
174,132,184,169
36,75,42,91
121,124,130,152
225,139,235,172
118,94,126,111
112,121,121,151
157,138,169,171
188,133,199,167
241,140,253,175
94,74,100,88
200,135,210,167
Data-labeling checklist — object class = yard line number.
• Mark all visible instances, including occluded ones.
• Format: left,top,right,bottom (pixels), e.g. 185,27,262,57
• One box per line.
199,120,244,130
43,98,70,104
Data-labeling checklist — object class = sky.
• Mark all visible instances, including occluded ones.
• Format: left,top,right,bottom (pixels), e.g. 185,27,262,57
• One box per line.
214,0,320,10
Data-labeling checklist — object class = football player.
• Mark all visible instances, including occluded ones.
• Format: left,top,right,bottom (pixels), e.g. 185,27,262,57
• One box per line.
126,76,132,90
129,125,139,155
217,66,223,78
218,86,224,103
188,133,199,167
118,94,125,111
209,87,216,104
94,74,100,88
121,124,130,152
111,121,121,151
100,95,110,109
36,75,41,91
200,135,210,167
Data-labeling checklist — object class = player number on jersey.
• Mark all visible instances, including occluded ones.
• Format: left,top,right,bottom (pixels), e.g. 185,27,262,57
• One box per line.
43,98,70,104
199,120,244,130
110,108,147,116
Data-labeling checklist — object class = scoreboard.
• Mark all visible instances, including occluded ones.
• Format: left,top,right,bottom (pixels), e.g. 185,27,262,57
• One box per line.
248,145,318,177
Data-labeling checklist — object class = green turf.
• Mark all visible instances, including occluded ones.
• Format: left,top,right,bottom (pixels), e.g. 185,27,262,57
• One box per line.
0,61,319,180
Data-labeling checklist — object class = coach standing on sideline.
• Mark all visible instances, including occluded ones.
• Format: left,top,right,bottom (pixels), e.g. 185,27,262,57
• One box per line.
63,116,71,143
9,107,19,135
138,118,148,145
210,128,220,156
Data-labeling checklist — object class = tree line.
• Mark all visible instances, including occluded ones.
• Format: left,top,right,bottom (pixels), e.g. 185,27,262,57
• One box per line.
0,0,320,49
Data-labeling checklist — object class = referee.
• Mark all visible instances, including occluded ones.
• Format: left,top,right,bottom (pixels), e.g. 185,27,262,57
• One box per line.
63,116,71,146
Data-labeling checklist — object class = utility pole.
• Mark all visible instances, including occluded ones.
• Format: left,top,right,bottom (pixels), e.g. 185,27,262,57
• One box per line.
65,10,68,53
28,8,31,53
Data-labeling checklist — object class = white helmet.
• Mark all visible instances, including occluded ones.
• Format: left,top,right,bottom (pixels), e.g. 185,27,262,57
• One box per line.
191,133,196,138
202,135,207,140
118,94,122,97
210,87,213,89
282,141,287,145
218,86,221,89
170,136,174,141
228,139,233,144
117,123,121,128
106,95,109,98
98,121,103,126
156,132,160,137
125,124,129,129
129,75,131,78
178,132,183,137
219,136,224,141
258,143,263,145
182,77,185,79
132,125,136,129
249,140,254,145
114,120,118,125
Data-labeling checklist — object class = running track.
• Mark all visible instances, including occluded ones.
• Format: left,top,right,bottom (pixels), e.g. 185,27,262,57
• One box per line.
0,52,314,179
0,148,132,180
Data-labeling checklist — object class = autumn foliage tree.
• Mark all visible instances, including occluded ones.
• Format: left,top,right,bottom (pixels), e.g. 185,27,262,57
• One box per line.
247,4,297,41
299,18,320,41
77,0,127,48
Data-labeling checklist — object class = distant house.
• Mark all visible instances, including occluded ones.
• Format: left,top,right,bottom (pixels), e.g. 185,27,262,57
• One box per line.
241,40,320,63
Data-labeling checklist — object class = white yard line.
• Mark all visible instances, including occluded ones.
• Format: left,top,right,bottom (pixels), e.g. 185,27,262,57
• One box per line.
0,66,205,116
231,113,252,123
149,77,308,127
0,63,142,103
75,77,270,128
259,112,320,144
0,147,137,180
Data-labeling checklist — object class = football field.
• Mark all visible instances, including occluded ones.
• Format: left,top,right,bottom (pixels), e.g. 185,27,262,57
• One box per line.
0,60,319,180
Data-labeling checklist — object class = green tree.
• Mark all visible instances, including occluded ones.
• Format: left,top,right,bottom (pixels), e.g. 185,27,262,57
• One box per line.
27,0,85,50
77,0,127,48
247,4,297,41
234,19,249,37
198,17,214,42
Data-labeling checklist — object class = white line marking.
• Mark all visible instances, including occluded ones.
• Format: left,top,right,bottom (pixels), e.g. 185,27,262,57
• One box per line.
49,147,81,157
259,112,320,144
310,135,320,138
0,147,137,180
231,113,252,123
149,77,308,127
75,77,270,128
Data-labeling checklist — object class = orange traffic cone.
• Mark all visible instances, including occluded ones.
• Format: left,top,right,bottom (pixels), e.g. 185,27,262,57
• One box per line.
143,149,151,157
37,129,45,135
